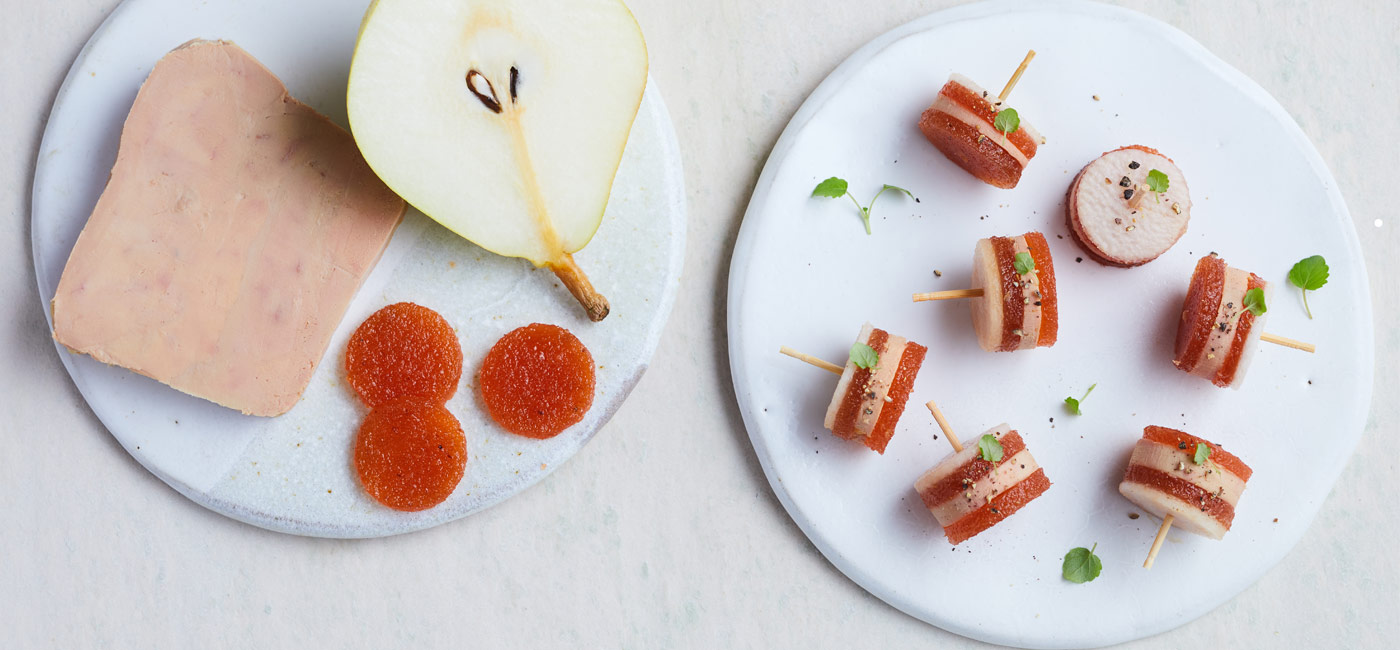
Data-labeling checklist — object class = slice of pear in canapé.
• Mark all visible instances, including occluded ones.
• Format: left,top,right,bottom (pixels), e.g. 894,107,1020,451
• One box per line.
347,0,649,321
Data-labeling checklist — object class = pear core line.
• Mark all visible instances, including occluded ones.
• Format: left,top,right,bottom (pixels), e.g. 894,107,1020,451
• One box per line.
460,66,610,322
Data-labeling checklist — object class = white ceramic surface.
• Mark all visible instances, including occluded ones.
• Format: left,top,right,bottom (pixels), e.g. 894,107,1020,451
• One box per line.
727,1,1372,648
31,0,686,538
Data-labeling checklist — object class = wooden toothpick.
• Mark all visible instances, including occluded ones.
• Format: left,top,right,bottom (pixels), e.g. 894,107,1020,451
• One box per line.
779,346,843,375
1260,332,1316,353
924,398,963,453
913,288,984,302
1143,514,1174,569
998,50,1036,102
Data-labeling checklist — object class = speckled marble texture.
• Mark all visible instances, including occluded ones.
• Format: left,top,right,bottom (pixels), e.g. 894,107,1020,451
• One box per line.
2,1,1396,648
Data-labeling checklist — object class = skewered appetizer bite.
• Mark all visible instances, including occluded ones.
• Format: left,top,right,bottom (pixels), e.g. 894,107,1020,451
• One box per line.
1067,145,1190,267
1120,426,1252,568
914,400,1052,544
913,231,1059,352
918,51,1040,189
1173,254,1313,388
780,323,928,454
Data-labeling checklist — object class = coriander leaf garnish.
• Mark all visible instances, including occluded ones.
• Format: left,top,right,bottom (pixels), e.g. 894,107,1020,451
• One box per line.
1064,383,1097,415
1193,442,1211,465
1243,287,1267,317
994,108,1020,135
1062,543,1102,584
849,342,879,370
1014,251,1036,275
978,434,1004,463
810,177,915,235
1288,255,1329,319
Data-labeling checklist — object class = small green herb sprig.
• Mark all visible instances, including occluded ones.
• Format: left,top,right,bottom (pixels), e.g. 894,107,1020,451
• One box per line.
994,108,1020,136
978,434,1004,463
849,342,879,370
1288,255,1329,319
811,177,914,235
1145,169,1169,203
1064,383,1096,415
1014,251,1035,276
1062,543,1103,584
1243,287,1267,317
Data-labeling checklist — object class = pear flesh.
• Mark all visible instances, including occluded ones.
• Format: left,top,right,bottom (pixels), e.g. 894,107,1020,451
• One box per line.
348,0,649,320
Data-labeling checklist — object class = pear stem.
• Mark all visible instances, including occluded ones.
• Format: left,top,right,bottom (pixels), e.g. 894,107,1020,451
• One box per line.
550,253,610,322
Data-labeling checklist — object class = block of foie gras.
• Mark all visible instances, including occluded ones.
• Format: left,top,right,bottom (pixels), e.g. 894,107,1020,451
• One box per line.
50,40,405,416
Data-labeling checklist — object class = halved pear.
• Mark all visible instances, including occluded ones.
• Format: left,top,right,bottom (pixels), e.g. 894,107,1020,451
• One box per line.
347,0,649,321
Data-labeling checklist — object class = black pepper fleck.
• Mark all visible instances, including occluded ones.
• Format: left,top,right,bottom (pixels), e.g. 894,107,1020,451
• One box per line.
1128,161,1140,169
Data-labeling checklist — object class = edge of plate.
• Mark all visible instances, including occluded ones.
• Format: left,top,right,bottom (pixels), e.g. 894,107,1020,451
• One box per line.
725,0,1373,647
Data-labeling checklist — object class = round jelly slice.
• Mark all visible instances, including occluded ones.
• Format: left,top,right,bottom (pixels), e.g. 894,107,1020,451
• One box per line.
354,398,468,512
1174,255,1227,374
479,323,596,439
346,302,463,407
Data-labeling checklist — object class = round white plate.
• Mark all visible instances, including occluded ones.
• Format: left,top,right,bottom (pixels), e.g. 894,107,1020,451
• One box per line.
33,0,685,538
727,1,1371,648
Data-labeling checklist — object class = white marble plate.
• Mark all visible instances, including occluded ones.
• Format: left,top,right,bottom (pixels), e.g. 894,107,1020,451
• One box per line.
32,0,685,538
727,1,1371,647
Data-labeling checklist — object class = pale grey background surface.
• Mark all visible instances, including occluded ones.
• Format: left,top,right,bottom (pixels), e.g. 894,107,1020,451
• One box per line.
1,1,1395,648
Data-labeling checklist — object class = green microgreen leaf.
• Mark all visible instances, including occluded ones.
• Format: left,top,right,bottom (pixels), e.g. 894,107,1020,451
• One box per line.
1146,169,1169,193
1288,255,1329,319
994,108,1020,134
1243,287,1267,317
1062,543,1103,584
1014,251,1036,275
812,177,848,198
978,433,1004,463
1193,442,1212,465
1064,383,1096,415
849,342,878,370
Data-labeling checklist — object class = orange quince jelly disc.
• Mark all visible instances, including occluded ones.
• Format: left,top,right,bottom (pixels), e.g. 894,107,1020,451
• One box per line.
354,398,467,511
479,323,596,439
346,302,463,407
